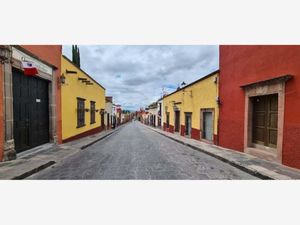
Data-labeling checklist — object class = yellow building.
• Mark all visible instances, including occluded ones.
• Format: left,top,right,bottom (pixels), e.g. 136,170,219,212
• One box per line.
163,70,219,144
61,55,106,142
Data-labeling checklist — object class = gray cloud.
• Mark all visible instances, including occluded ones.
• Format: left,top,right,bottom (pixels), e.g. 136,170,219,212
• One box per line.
63,45,219,111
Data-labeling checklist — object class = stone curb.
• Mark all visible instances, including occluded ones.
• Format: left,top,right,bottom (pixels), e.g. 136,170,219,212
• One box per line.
80,123,126,150
11,161,56,180
80,130,116,150
146,126,275,180
8,126,126,180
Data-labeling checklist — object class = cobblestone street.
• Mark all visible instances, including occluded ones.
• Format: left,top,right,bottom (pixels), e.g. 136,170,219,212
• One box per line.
28,122,258,179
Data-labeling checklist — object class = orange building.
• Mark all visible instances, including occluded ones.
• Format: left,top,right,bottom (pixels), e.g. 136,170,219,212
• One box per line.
0,45,62,161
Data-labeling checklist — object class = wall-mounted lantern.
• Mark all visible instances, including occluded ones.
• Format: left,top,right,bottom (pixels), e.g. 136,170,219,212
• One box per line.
0,45,12,64
59,73,66,85
85,108,89,112
216,96,221,105
213,76,218,84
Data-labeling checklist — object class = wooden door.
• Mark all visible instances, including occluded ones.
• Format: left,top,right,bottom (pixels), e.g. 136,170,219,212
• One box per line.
252,94,278,148
175,111,180,132
13,69,49,153
101,113,105,128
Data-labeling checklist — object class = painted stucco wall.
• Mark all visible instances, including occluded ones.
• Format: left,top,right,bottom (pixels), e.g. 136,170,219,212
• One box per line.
163,72,219,141
61,56,105,141
219,45,300,169
105,101,113,127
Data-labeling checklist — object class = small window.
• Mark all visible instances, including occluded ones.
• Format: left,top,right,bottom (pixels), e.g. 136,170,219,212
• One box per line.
90,101,96,124
166,112,170,128
77,98,85,128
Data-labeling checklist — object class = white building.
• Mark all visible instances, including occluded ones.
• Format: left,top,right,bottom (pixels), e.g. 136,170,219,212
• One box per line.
157,97,163,128
105,96,113,129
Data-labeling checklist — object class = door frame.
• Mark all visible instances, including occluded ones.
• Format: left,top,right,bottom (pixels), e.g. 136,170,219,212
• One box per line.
184,112,192,137
174,110,180,133
243,78,288,163
200,108,214,143
2,46,57,160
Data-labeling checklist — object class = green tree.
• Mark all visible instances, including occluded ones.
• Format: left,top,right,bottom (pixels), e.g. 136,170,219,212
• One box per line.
72,45,81,68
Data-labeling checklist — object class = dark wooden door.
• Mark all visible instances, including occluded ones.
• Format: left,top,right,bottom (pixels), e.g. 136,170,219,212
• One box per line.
101,113,105,128
175,111,180,132
13,69,49,153
107,113,110,127
252,94,278,148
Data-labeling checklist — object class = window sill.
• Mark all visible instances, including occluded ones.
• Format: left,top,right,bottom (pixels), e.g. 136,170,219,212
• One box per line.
76,124,86,128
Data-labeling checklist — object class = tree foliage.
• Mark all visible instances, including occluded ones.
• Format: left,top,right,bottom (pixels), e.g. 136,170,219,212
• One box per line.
72,45,81,68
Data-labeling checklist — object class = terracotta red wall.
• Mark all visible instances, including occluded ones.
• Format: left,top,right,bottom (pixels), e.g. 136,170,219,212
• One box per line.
191,128,200,140
21,45,62,144
180,125,185,136
0,64,4,161
219,45,300,168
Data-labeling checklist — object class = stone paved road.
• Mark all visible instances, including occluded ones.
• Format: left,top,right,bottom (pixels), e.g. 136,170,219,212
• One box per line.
28,121,258,180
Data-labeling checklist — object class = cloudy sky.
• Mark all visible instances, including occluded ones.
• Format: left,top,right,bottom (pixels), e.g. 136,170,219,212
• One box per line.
62,45,219,111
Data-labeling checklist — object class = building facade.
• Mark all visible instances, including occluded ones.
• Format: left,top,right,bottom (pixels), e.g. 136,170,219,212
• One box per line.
111,104,117,128
147,102,158,127
0,45,62,161
163,70,219,143
219,45,300,169
61,55,105,142
115,105,122,125
157,98,163,128
121,110,131,124
105,96,113,130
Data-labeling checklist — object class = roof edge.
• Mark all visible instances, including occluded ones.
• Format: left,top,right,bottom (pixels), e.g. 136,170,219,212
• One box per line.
62,55,106,90
163,69,219,99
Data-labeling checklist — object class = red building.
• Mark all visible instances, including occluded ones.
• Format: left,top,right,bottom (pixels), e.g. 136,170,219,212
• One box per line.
0,45,62,161
219,45,300,169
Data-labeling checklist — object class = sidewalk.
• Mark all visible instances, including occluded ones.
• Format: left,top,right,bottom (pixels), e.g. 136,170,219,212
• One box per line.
144,124,300,180
0,126,121,180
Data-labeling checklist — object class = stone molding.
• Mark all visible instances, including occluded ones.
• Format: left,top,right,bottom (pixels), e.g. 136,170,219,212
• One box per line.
242,76,291,163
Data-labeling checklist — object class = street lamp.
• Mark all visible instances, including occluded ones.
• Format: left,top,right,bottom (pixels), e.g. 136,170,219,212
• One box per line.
0,45,12,64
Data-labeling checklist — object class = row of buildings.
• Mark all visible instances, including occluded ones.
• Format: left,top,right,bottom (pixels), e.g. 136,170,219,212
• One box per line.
141,45,300,170
0,45,125,161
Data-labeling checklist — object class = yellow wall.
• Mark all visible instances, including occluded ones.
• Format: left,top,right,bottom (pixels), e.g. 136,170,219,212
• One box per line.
163,72,219,135
61,56,105,140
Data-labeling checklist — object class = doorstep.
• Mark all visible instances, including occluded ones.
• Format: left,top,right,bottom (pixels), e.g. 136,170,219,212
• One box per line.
0,127,120,180
144,124,300,180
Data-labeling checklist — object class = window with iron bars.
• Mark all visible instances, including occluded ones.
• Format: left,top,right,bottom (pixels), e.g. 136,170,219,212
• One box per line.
77,98,86,128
